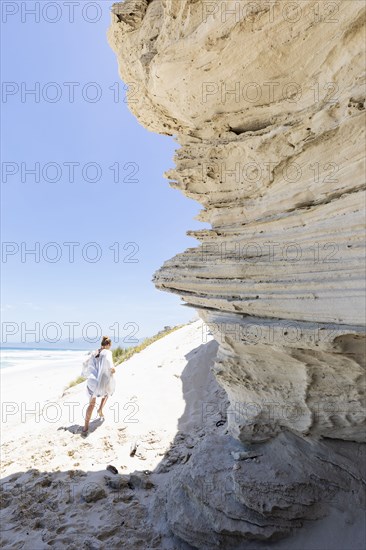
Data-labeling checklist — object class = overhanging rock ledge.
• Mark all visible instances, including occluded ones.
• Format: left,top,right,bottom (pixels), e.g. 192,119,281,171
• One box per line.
108,1,366,547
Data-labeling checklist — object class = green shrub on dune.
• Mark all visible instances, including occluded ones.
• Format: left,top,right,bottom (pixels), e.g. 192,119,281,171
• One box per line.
112,324,183,365
65,324,185,390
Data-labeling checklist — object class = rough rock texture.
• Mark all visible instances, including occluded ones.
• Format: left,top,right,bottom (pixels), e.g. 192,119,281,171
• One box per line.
108,0,366,546
161,433,365,549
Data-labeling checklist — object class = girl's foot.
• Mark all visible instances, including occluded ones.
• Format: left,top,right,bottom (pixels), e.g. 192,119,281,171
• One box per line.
81,428,89,438
97,409,104,418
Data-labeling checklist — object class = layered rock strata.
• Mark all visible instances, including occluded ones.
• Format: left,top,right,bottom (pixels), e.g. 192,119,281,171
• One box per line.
109,0,366,546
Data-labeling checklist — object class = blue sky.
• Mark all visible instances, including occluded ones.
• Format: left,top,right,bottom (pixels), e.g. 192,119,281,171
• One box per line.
1,1,206,345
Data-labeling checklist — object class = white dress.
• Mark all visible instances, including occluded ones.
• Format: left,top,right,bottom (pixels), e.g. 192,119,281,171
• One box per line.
86,349,116,398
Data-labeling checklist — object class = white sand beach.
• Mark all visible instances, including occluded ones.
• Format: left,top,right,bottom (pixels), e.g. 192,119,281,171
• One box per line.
0,321,221,549
1,321,365,550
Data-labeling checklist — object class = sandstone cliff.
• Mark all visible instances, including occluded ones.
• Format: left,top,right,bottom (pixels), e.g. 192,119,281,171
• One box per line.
108,1,366,547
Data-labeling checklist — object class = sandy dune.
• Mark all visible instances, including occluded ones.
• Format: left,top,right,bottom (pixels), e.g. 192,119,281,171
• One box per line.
0,321,221,549
2,321,363,550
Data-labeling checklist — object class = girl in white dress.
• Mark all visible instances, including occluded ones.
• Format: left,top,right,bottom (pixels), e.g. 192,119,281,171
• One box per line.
82,336,116,437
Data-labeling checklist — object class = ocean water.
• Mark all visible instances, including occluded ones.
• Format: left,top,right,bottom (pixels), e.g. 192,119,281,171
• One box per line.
0,348,90,371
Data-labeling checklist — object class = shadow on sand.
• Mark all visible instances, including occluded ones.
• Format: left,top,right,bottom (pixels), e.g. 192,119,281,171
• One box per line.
0,340,223,550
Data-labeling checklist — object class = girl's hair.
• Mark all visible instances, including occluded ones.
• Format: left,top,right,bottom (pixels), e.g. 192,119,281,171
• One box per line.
101,336,112,347
96,336,112,357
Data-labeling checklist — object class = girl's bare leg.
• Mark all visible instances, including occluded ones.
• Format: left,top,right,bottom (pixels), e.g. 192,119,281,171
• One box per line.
98,396,108,417
83,397,96,432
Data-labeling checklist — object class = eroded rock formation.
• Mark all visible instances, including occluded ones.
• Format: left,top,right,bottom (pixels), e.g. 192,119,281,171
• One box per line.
108,1,366,547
